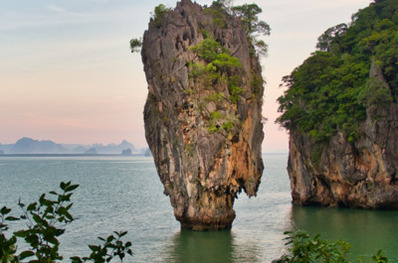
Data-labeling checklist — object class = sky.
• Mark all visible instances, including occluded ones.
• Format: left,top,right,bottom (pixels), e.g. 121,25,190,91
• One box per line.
0,0,371,152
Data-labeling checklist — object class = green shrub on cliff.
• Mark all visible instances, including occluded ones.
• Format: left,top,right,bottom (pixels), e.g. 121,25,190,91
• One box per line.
190,37,241,69
130,4,172,52
150,4,172,28
277,0,398,143
189,35,244,105
129,38,142,53
208,0,270,56
231,3,270,56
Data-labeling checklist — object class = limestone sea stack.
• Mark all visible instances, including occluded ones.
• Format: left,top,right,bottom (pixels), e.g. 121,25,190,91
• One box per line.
276,0,398,209
141,0,265,230
288,59,398,209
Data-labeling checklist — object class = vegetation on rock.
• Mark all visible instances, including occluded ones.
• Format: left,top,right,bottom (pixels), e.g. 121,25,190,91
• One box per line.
130,0,270,56
140,0,267,230
231,3,270,55
188,34,243,134
129,38,142,53
188,35,242,94
206,0,270,56
185,0,269,136
150,4,172,28
276,0,398,143
129,4,172,52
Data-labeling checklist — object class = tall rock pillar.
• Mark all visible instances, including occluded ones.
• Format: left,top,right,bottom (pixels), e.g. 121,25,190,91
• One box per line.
142,0,264,230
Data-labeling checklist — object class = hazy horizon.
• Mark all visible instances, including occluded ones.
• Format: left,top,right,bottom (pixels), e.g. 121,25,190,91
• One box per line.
0,136,290,154
0,136,135,146
1,0,371,152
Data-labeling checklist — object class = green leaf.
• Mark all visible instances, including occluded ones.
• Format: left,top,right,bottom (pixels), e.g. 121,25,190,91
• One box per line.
18,198,25,208
89,244,99,252
32,214,43,224
19,250,35,260
61,193,73,202
117,252,125,261
55,228,65,237
27,202,37,211
57,206,67,214
26,234,39,246
45,235,59,245
116,231,128,237
70,256,83,263
0,206,11,215
106,235,115,243
64,211,74,221
39,193,46,205
14,230,28,237
5,216,20,221
60,181,71,191
65,184,79,192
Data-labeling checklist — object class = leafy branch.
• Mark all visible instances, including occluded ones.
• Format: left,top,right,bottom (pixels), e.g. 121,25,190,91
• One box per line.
272,230,388,263
0,182,133,263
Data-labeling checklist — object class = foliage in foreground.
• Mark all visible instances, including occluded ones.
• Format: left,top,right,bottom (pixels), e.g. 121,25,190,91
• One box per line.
1,182,391,262
272,230,388,263
0,181,133,262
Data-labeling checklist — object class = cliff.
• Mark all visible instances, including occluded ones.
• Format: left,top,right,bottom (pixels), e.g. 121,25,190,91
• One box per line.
288,60,398,208
141,0,265,229
277,0,398,208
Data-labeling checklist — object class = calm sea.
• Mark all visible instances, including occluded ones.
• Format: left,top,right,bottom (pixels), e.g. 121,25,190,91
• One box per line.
0,155,397,262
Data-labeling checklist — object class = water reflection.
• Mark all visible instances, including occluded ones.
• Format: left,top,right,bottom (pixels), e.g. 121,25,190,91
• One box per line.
163,228,264,263
165,229,234,263
290,206,398,261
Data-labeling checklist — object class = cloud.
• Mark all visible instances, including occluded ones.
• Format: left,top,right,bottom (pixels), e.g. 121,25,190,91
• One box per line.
45,4,66,14
0,34,13,40
0,4,147,32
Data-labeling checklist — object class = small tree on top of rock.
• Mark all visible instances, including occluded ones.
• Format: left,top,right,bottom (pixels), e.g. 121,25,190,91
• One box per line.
150,4,172,27
231,3,270,56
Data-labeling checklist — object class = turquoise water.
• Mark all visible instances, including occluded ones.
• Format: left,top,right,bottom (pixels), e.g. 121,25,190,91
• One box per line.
0,155,397,262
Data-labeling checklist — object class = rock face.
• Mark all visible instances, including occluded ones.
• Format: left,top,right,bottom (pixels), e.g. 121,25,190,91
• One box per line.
288,59,398,208
142,0,264,230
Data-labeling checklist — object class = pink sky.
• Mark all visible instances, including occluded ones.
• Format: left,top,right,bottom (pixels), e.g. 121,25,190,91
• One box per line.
0,0,371,152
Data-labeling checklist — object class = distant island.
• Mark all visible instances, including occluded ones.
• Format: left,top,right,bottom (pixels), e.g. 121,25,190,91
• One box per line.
0,137,150,155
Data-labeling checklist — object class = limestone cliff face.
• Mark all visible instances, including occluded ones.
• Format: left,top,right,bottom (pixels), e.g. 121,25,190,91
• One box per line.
142,0,264,230
289,60,398,208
